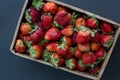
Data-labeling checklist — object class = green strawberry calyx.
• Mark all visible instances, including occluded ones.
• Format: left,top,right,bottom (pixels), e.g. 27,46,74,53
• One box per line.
65,59,75,69
50,54,59,68
42,50,51,62
25,9,32,23
70,12,78,24
29,47,37,59
32,0,44,11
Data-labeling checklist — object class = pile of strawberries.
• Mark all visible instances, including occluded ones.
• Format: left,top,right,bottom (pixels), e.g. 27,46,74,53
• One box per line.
14,0,115,75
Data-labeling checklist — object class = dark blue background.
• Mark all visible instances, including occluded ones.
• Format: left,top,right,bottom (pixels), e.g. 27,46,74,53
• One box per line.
0,0,120,80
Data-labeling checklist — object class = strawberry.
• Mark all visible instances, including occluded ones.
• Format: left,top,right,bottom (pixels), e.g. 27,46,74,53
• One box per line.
63,36,73,46
77,59,86,72
72,32,77,44
31,29,44,42
15,39,26,53
100,22,112,33
91,32,100,43
65,58,77,69
95,48,106,60
58,6,66,12
65,47,76,59
25,7,41,23
43,2,58,15
55,11,72,26
75,17,86,29
76,26,91,44
100,34,114,49
87,65,99,74
74,47,83,58
50,53,64,68
32,0,44,11
44,28,61,41
46,42,58,52
61,25,74,36
56,44,69,57
20,23,31,36
78,43,90,52
41,13,53,30
91,42,101,52
18,33,24,40
86,17,98,28
82,52,97,65
29,45,43,59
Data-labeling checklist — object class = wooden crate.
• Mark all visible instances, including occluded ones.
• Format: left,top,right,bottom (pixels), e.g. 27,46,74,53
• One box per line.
10,0,120,80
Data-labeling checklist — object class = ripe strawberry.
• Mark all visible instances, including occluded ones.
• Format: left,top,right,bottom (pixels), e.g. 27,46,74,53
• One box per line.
78,43,90,52
55,11,72,26
44,28,61,41
31,29,44,42
50,53,64,68
75,17,86,29
43,2,58,15
86,18,98,28
87,65,99,74
65,47,76,59
20,23,31,36
15,39,26,53
29,45,43,59
77,59,86,72
25,7,41,23
56,44,69,57
18,33,24,40
100,22,112,33
61,25,74,36
95,48,106,60
58,6,66,12
65,58,77,69
46,42,58,52
63,36,73,46
72,32,77,44
74,47,83,58
91,42,101,52
91,32,100,43
82,52,97,65
100,34,114,49
41,13,53,30
76,26,91,44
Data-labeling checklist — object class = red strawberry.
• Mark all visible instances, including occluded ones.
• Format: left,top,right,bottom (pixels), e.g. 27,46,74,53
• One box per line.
88,65,99,74
100,22,112,33
74,47,83,58
78,43,90,52
91,42,101,51
95,48,106,60
55,11,72,26
86,18,98,28
41,14,53,30
25,7,41,23
56,44,69,57
37,22,42,29
58,6,66,12
63,36,73,46
61,25,74,36
91,32,100,43
65,58,77,69
18,33,24,40
46,42,58,52
82,52,97,65
44,28,61,41
76,26,91,44
50,53,64,68
43,2,58,15
15,39,26,53
20,23,31,36
100,34,114,49
75,17,86,29
72,32,77,44
29,45,43,59
65,47,75,59
77,59,86,72
31,29,44,42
